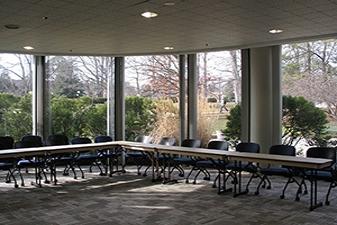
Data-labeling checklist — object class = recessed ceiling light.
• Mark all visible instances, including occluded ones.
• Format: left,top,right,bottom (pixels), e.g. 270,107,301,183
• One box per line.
269,29,283,34
164,2,175,6
23,46,34,50
141,11,158,18
4,24,20,30
164,46,174,50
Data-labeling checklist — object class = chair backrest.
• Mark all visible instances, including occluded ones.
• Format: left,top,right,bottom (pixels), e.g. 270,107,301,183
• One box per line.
0,136,14,150
158,137,176,146
46,134,69,146
95,135,113,143
306,147,336,162
236,142,260,153
181,139,201,148
134,135,152,144
71,137,92,145
269,145,296,156
207,140,228,151
19,135,43,148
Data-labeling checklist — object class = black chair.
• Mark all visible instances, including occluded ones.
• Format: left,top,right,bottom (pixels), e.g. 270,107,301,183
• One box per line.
45,134,74,183
71,137,103,178
305,147,336,205
170,139,202,178
226,142,260,193
126,135,152,175
188,140,229,185
142,137,177,177
95,135,123,176
0,136,18,188
255,145,297,196
16,135,47,186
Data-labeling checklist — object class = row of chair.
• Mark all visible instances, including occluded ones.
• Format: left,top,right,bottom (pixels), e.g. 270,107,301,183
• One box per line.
130,136,337,205
0,134,121,187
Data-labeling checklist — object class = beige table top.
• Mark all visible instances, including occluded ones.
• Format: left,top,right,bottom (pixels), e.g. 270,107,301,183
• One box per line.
0,141,332,169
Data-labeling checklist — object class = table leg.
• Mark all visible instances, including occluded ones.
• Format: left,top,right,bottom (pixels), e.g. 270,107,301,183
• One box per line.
309,169,323,211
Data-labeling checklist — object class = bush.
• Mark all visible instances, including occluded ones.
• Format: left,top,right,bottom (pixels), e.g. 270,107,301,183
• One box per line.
223,96,328,147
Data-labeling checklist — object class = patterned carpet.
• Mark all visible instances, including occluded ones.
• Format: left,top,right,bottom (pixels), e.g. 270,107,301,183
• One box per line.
0,167,336,225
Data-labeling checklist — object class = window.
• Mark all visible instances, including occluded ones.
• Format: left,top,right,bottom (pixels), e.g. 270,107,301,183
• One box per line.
197,51,241,145
0,54,34,141
46,56,114,139
125,55,180,142
282,40,337,153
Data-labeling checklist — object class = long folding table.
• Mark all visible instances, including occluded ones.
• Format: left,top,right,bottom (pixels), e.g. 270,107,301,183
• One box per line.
0,141,333,211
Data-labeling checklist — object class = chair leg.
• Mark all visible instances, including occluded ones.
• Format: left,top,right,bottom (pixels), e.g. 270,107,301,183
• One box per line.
325,182,336,205
77,165,85,179
185,166,197,183
18,168,25,186
255,175,266,195
193,170,202,184
70,165,77,179
213,174,219,188
8,169,18,188
280,177,292,199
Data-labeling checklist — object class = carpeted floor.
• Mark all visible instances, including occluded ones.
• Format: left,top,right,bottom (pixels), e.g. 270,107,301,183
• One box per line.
0,167,336,225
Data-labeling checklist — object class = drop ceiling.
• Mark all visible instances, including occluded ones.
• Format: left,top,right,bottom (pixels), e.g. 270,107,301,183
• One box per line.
0,0,337,56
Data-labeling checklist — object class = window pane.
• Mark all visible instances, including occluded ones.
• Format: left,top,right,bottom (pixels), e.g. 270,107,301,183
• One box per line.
282,40,335,154
46,56,113,139
125,55,180,143
197,51,241,146
0,54,34,141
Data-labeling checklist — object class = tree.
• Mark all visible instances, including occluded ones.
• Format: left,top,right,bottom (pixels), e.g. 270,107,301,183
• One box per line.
47,56,85,98
223,96,328,147
282,96,328,146
3,94,32,141
222,104,241,146
125,96,156,141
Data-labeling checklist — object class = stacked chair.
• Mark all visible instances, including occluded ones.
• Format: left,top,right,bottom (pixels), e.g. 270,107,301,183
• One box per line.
0,136,18,188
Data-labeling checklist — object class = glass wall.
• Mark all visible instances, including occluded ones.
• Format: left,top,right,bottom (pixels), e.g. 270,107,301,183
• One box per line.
282,39,337,154
0,54,34,141
45,56,113,140
196,51,241,146
125,55,180,143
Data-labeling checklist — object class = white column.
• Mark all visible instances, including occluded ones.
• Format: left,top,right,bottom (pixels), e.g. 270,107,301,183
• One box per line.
249,46,282,153
33,56,49,140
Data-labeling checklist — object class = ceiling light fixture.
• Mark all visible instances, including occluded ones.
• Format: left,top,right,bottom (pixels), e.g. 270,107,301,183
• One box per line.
269,29,283,34
4,24,20,30
141,11,158,18
23,46,34,50
164,2,175,6
163,46,174,50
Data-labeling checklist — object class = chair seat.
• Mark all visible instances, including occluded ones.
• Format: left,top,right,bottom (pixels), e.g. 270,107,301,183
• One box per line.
17,159,44,167
173,157,195,166
0,162,14,170
226,162,257,172
260,167,291,176
195,160,226,169
126,152,146,158
305,170,332,182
